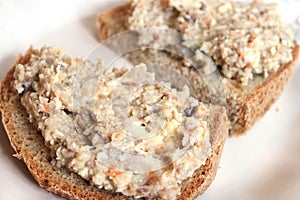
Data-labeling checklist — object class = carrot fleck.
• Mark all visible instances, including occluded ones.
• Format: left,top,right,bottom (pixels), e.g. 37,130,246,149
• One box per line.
139,0,145,8
155,146,165,154
112,132,122,140
43,103,50,113
162,103,168,110
106,166,123,177
160,0,168,5
239,52,245,61
204,18,211,27
248,16,255,22
198,106,207,113
182,22,189,28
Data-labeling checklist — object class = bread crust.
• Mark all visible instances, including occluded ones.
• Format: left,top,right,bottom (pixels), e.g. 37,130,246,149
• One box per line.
0,47,228,200
232,43,300,136
96,3,131,42
96,3,300,136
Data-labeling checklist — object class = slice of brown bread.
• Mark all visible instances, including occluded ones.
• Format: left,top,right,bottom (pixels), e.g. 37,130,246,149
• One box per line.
96,3,300,136
0,47,228,200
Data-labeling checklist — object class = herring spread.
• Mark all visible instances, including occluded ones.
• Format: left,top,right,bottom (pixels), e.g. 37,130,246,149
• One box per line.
14,47,212,200
128,0,295,85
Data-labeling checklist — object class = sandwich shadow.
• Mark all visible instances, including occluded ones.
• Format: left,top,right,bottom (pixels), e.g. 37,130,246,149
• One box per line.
0,115,15,156
0,54,16,80
80,15,99,41
79,0,127,42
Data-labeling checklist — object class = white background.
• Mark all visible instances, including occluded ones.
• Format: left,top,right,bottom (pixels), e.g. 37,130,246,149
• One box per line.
0,0,300,200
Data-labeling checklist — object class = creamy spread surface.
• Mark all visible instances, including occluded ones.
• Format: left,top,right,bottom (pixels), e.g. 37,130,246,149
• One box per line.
14,47,212,200
128,0,295,85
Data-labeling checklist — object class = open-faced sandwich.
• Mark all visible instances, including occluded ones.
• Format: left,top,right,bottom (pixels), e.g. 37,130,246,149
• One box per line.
0,46,228,199
97,0,300,136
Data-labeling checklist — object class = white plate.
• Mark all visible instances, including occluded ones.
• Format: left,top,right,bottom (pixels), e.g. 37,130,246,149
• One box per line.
0,0,300,200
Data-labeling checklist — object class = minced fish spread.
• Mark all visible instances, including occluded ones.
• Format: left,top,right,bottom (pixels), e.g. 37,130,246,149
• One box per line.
14,47,212,200
128,0,295,85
